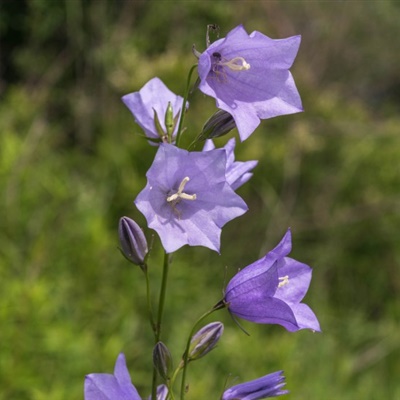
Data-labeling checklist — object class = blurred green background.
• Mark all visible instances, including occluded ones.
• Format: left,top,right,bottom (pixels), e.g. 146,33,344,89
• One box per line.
1,1,399,399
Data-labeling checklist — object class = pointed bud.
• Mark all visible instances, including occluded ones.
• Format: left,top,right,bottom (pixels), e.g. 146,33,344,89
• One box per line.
198,110,236,141
118,217,148,266
153,342,173,382
188,322,224,362
164,101,174,140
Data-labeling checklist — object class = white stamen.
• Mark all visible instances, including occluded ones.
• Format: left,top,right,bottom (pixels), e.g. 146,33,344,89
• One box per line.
166,177,197,203
278,275,289,288
218,56,250,71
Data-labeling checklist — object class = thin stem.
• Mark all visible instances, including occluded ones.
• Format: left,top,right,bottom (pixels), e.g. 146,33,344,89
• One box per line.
143,264,156,335
151,251,171,400
179,302,225,400
175,64,198,148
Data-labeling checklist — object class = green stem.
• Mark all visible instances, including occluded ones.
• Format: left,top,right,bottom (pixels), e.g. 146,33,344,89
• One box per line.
175,64,198,148
143,264,156,335
179,302,225,400
151,251,171,400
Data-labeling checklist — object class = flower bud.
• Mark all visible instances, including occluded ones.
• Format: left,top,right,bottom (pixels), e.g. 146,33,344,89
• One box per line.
164,101,174,138
118,217,148,266
153,341,173,382
188,321,224,361
198,110,236,141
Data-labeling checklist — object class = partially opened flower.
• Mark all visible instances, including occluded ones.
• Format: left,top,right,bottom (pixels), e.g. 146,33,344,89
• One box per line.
222,371,288,400
135,144,247,253
84,353,141,400
122,77,186,143
203,138,258,190
198,25,303,141
224,229,320,332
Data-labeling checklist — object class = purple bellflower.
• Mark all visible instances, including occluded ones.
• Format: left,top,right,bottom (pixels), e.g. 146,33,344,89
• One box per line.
122,77,186,143
198,25,303,141
84,353,167,400
203,138,258,190
135,144,248,253
224,229,320,332
84,353,140,400
222,371,288,400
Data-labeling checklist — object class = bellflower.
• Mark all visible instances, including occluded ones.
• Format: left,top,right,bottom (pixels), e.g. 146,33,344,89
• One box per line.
85,353,167,400
84,353,140,400
198,25,303,141
122,77,186,143
135,144,247,253
222,371,288,400
203,138,258,190
224,229,320,332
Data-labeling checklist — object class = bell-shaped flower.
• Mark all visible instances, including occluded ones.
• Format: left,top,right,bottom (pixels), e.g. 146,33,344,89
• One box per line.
85,353,168,400
224,229,320,332
222,371,288,399
135,144,247,253
198,25,303,141
84,353,141,400
203,138,258,190
122,77,187,143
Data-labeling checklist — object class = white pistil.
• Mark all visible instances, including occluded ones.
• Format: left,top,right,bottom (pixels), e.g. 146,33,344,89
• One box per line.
278,275,289,288
218,56,250,71
167,177,197,203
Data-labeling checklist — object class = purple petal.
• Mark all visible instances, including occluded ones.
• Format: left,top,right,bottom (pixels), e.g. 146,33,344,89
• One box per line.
290,303,321,332
274,257,312,304
229,296,299,331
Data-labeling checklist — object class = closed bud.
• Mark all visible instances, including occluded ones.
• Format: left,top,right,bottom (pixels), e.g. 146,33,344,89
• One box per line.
198,110,236,141
118,217,148,266
188,321,224,362
164,101,174,139
153,341,173,382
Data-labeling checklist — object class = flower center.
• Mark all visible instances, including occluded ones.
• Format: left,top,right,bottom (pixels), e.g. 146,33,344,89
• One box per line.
278,275,289,288
212,52,250,72
166,177,197,203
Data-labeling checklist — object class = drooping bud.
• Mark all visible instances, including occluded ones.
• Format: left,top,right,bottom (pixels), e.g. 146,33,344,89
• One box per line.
187,322,224,362
118,217,148,266
153,341,173,382
198,110,236,141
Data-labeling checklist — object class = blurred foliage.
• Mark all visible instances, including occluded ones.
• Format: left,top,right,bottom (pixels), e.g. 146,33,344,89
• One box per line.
0,1,399,399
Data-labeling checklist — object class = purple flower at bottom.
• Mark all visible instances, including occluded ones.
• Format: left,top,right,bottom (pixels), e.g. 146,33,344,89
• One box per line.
222,371,288,400
122,77,187,143
84,353,140,400
225,229,320,332
198,25,302,141
203,138,258,190
84,353,167,400
135,144,248,253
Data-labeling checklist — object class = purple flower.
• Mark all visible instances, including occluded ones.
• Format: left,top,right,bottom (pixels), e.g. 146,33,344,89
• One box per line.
135,144,247,253
84,353,141,400
203,138,258,190
122,77,186,143
198,25,302,141
85,353,167,400
222,371,288,400
225,229,320,332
